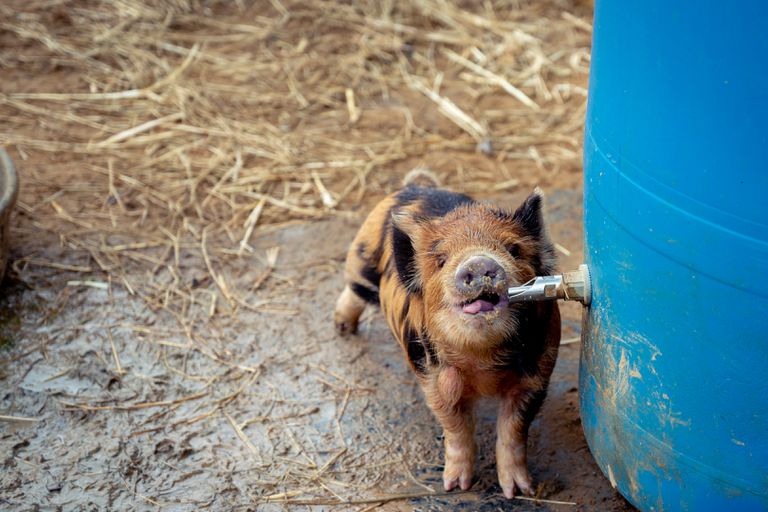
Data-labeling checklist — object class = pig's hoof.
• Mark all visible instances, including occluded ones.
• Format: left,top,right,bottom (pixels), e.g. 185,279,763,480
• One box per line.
499,470,534,498
443,458,474,492
334,319,357,336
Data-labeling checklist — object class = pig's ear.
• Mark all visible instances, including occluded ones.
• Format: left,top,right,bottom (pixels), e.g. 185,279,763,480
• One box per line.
391,211,429,293
512,188,544,238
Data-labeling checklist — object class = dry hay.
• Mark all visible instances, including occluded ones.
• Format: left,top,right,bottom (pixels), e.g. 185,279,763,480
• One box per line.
1,0,591,321
0,0,592,507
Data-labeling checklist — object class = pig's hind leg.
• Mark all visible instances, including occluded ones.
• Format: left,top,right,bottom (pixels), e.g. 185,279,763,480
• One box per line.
335,196,395,335
334,285,369,335
335,239,381,335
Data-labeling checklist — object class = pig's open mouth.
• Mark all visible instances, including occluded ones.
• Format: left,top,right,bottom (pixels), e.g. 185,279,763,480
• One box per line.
460,291,507,315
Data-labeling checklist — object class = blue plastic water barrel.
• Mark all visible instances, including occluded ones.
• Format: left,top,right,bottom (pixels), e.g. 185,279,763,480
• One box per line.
580,2,768,511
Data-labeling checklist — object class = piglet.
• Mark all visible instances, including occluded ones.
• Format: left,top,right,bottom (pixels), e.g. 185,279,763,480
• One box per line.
335,173,560,497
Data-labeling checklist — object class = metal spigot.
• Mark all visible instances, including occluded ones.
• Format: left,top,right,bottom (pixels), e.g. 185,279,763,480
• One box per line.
507,264,592,306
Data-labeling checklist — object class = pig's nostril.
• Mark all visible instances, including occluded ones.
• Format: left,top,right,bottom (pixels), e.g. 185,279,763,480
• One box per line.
456,256,505,292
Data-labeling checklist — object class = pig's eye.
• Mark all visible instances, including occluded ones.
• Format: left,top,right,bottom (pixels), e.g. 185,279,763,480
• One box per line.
435,254,447,268
507,243,520,257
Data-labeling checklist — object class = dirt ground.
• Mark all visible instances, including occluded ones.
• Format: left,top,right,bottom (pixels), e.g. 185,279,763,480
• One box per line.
0,191,637,511
1,0,635,510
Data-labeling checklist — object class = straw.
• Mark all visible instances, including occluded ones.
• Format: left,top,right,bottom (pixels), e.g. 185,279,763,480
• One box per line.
0,0,592,505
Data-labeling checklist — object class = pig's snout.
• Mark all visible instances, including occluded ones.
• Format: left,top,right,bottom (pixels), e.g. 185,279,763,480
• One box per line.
455,256,506,295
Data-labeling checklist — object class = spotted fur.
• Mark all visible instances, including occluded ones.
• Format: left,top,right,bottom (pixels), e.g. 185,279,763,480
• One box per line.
334,180,560,498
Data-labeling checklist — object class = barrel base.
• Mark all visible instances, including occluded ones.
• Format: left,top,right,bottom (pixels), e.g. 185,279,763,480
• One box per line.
580,310,768,512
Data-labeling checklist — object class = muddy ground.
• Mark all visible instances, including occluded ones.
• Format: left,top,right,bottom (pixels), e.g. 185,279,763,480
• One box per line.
1,186,634,511
1,0,635,510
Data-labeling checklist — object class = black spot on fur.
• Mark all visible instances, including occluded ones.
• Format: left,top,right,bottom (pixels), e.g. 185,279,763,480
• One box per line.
354,239,382,288
404,326,438,375
350,282,379,304
396,186,474,217
360,263,381,288
404,325,426,374
392,224,421,293
407,340,427,374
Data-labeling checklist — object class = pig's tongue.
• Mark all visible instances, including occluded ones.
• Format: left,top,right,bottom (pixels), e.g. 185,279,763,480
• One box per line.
462,299,496,315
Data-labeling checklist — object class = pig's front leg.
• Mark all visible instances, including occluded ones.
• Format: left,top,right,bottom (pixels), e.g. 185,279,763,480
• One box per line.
496,388,545,497
424,366,475,491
